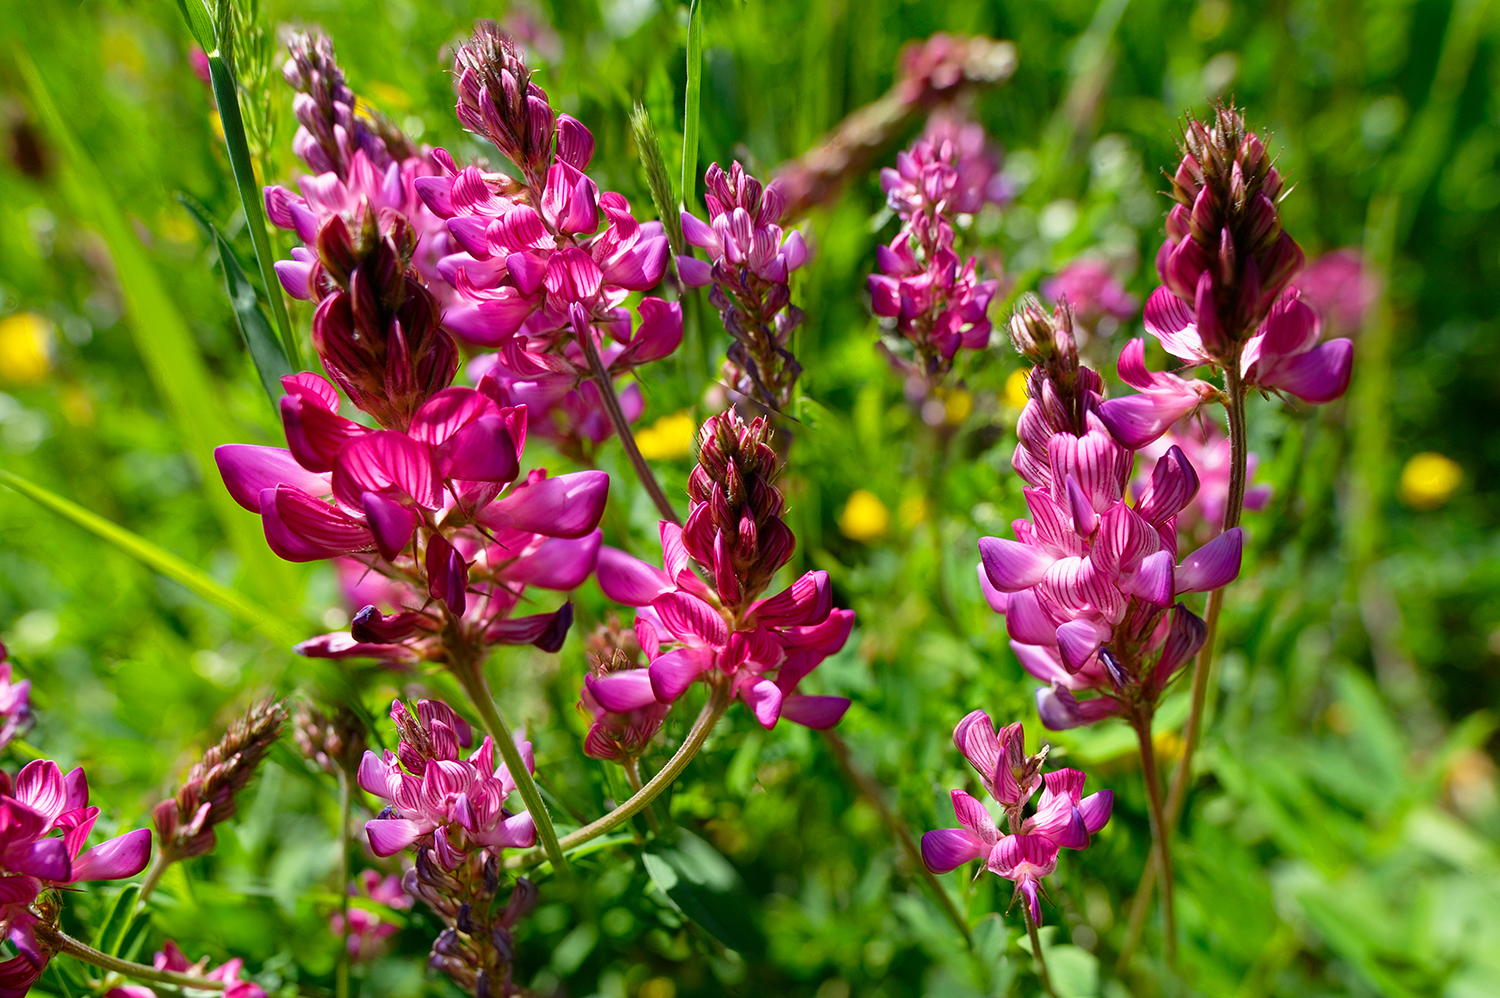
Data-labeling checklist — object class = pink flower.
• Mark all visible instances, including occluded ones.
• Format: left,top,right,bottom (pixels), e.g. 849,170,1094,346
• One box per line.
1136,418,1271,543
105,941,266,998
331,871,413,962
0,647,32,751
921,716,1111,925
359,700,538,861
1041,258,1138,332
1292,248,1378,335
0,761,152,990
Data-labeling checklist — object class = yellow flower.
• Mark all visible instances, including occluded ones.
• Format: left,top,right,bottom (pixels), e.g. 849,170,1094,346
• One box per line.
943,388,972,425
1004,368,1030,409
1399,452,1463,510
0,312,54,383
635,409,697,460
839,490,890,542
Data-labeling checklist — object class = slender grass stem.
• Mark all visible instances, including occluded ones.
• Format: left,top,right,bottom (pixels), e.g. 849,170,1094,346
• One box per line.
1132,710,1177,966
451,653,570,877
821,729,972,946
136,853,168,908
335,768,351,998
579,326,681,526
1023,905,1057,998
504,683,730,870
37,926,227,991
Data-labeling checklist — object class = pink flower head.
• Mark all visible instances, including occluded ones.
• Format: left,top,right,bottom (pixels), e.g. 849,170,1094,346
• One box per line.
105,941,268,998
1135,417,1271,543
1041,258,1138,332
468,353,645,460
215,372,606,670
359,699,538,862
990,308,1240,728
1292,248,1379,335
678,162,808,410
593,411,853,730
578,620,671,763
921,716,1111,926
881,116,1009,221
331,870,413,962
0,647,32,751
0,760,152,987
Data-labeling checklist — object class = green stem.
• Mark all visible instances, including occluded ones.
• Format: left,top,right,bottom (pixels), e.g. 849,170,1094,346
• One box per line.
505,682,730,870
335,768,351,998
579,325,680,525
1132,709,1177,966
135,853,168,908
821,729,972,946
1023,904,1057,998
622,757,661,833
451,653,570,877
37,925,226,991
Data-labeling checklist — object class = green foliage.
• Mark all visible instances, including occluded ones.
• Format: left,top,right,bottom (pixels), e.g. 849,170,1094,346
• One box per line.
1,0,1498,997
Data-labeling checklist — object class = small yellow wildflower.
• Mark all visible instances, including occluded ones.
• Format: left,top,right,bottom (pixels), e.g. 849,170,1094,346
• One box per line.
839,490,890,542
943,388,972,425
1399,452,1463,510
1004,368,1030,409
0,312,54,383
635,409,697,460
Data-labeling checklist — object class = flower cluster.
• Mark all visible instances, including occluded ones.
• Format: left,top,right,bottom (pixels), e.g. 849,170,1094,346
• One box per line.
868,121,1000,393
981,301,1242,729
358,699,537,997
679,162,809,411
0,761,153,995
591,410,854,730
0,644,32,751
577,615,671,765
107,942,267,998
920,713,1112,925
1292,248,1378,336
1136,417,1272,545
265,33,452,305
330,870,413,963
1099,104,1353,449
411,23,678,454
1041,257,1139,339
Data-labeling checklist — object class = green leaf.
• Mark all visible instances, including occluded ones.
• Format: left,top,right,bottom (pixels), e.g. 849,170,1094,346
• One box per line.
14,48,300,615
177,192,293,407
93,884,141,956
681,0,704,215
642,831,763,956
0,469,302,649
174,0,214,51
205,50,300,369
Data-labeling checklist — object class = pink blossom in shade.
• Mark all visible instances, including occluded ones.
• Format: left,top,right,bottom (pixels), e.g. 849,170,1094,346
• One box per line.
1136,417,1271,543
1041,258,1139,331
920,717,1111,927
331,871,413,962
0,646,33,751
358,699,538,862
0,761,153,989
1292,248,1379,335
103,941,267,998
880,116,1010,220
215,373,606,669
356,869,414,909
468,354,645,458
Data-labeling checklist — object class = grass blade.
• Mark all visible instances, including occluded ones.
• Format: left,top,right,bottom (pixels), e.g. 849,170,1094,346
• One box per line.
681,0,704,215
177,192,293,408
16,47,300,614
206,47,301,369
0,470,303,649
175,0,213,51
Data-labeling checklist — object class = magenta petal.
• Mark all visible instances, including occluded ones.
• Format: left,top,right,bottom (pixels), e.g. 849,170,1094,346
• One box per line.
263,487,374,561
498,531,601,590
677,255,713,287
679,211,721,256
360,492,418,562
1264,337,1353,404
1079,790,1114,834
977,564,1009,614
442,295,538,346
0,877,39,907
10,838,70,881
441,415,519,483
15,760,66,818
978,536,1057,592
1124,550,1176,607
215,445,329,513
69,828,151,883
274,259,315,300
483,470,608,538
1154,604,1208,680
628,298,683,363
585,669,658,712
1056,619,1110,672
595,546,674,605
920,828,986,874
653,591,729,646
739,678,783,729
365,818,422,858
778,694,850,729
1099,394,1193,450
1175,526,1243,594
1035,684,1120,730
648,648,704,702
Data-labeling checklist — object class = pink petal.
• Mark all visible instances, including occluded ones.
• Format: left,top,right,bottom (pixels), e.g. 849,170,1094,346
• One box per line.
652,590,729,646
1262,337,1353,405
1174,527,1243,594
951,789,997,843
596,546,674,605
365,819,422,858
481,470,609,538
677,255,713,287
332,432,440,511
585,669,658,712
777,694,850,729
978,537,1057,592
497,531,602,590
739,678,783,729
69,828,151,882
262,486,374,561
920,827,986,874
648,648,706,702
215,445,330,513
1079,790,1114,834
1056,618,1110,672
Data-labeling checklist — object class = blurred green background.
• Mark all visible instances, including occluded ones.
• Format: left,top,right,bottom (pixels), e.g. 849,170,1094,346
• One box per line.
2,0,1499,996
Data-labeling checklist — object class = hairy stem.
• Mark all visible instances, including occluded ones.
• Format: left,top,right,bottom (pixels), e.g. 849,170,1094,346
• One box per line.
821,729,971,946
1121,369,1250,967
335,768,351,998
451,653,570,877
504,682,731,870
37,925,227,991
1132,710,1177,966
1023,904,1057,998
135,853,168,909
580,326,681,526
622,757,660,833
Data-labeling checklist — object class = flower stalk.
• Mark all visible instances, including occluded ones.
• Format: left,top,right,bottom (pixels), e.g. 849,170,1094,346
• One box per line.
1022,904,1057,998
449,651,570,877
1130,707,1176,966
335,767,351,998
579,323,681,525
35,925,228,992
